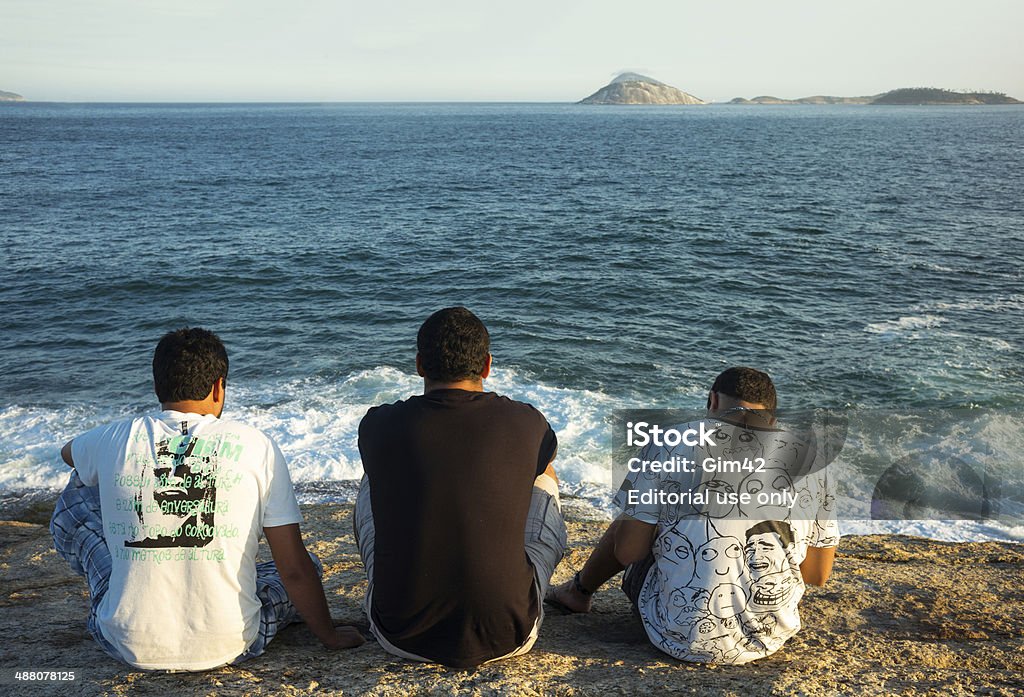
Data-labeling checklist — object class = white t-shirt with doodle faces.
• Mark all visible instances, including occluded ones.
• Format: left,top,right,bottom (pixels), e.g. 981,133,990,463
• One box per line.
612,418,839,664
72,410,302,670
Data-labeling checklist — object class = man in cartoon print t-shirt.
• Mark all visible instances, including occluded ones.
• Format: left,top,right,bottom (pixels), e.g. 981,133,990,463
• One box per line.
549,366,838,664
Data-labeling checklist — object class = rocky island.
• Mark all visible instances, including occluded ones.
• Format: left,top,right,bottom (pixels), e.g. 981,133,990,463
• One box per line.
579,73,705,105
0,90,25,102
871,88,1020,105
730,87,1021,105
731,94,875,105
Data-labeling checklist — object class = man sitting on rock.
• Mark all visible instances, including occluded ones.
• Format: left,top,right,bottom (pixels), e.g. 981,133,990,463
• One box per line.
355,307,567,669
549,367,838,664
51,327,363,670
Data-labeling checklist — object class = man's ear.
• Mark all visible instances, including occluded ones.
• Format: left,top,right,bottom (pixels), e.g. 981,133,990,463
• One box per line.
707,391,718,411
212,377,226,404
415,353,425,378
480,354,492,380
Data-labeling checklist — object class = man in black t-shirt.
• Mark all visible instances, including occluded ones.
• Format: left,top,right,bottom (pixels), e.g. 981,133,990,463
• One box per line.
355,307,567,669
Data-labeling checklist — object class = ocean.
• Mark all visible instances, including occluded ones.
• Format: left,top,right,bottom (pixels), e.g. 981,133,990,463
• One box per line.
1,103,1022,540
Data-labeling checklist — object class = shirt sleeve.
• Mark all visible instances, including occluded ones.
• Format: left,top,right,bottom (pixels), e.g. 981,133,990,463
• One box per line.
70,419,134,487
261,437,303,528
806,468,840,548
611,442,668,525
536,423,558,477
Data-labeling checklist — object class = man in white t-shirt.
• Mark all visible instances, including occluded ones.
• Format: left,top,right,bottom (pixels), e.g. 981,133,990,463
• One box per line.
50,328,364,670
549,367,838,664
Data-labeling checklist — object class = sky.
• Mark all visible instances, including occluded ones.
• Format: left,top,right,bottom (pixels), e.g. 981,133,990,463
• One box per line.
3,0,1023,102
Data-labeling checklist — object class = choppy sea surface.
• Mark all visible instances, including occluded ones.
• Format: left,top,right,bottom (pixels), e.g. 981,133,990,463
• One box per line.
2,103,1022,540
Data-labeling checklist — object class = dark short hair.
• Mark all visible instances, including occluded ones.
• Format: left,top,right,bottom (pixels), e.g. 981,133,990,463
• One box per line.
153,328,229,403
711,366,777,413
417,307,490,382
745,520,795,547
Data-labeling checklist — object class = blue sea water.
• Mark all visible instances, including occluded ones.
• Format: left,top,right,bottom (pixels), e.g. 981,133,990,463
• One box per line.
1,103,1022,537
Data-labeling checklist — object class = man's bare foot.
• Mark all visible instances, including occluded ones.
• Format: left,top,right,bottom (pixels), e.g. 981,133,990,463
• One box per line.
547,576,593,613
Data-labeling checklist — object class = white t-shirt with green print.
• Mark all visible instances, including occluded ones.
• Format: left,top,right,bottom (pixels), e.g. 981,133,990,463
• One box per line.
73,409,302,670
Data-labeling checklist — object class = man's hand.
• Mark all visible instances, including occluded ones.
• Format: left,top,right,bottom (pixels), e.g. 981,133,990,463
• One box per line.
321,624,366,650
264,524,366,650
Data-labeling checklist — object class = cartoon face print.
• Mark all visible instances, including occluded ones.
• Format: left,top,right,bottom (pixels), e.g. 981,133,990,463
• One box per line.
723,429,765,461
711,427,731,447
739,466,796,518
666,586,711,632
688,634,742,664
740,612,778,639
654,529,696,587
744,531,788,579
749,571,800,612
694,533,746,583
659,479,688,523
691,479,737,519
653,528,677,558
708,583,748,620
736,634,771,656
672,537,693,567
794,483,814,512
772,436,810,473
740,467,795,501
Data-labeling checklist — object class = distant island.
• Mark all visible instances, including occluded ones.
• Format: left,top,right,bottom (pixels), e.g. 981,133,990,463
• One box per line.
730,87,1021,106
871,88,1020,105
579,73,705,105
730,95,875,105
580,78,1020,106
0,90,25,102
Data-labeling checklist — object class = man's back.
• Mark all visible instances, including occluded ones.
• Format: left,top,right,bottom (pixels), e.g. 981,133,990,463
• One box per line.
70,409,301,669
358,388,556,669
614,417,838,664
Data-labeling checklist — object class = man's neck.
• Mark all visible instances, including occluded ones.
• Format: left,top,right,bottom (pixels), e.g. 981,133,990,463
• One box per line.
422,378,485,394
710,404,775,429
161,401,221,417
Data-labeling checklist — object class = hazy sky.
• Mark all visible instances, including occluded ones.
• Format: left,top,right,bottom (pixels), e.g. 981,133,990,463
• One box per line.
3,0,1023,102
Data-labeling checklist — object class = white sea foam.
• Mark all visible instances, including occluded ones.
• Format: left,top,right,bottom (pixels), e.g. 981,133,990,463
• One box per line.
840,519,1024,542
0,366,618,497
922,294,1024,314
228,366,619,491
823,409,1024,543
0,404,137,492
2,368,1021,543
864,315,946,336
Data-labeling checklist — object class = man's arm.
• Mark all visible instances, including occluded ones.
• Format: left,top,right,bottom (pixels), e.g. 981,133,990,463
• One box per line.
612,516,657,567
548,515,655,613
542,460,557,482
263,524,364,650
61,440,74,467
800,546,836,586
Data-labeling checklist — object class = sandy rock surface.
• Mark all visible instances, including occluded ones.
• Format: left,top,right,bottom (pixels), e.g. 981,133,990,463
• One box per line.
2,501,1022,696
